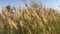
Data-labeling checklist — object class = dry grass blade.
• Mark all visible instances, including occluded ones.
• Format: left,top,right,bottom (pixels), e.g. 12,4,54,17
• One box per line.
7,18,18,30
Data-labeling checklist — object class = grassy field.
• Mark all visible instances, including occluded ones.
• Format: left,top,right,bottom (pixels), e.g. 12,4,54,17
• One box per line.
0,2,60,34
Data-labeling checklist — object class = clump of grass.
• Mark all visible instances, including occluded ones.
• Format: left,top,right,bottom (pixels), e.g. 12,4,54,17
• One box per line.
0,1,60,34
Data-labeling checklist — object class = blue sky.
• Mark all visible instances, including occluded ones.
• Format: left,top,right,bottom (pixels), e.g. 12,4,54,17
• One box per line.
0,0,60,12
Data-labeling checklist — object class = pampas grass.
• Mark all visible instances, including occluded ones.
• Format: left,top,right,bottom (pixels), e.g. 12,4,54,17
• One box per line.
0,2,60,34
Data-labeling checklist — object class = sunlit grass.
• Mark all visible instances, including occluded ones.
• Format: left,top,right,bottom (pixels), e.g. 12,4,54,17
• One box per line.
0,2,60,34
